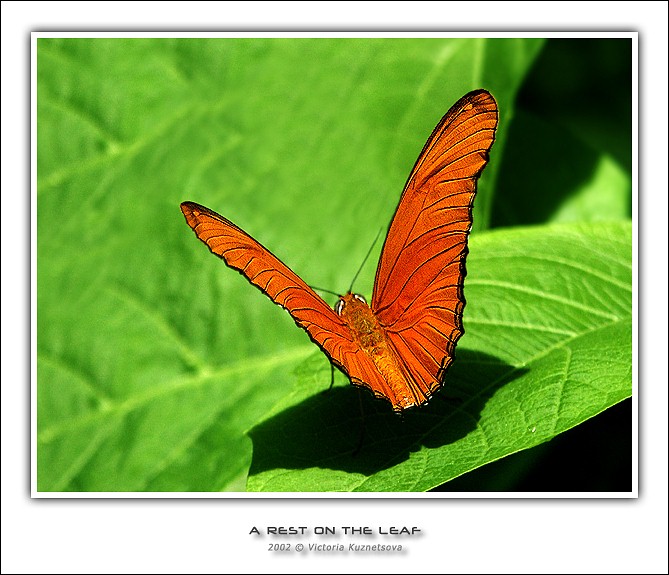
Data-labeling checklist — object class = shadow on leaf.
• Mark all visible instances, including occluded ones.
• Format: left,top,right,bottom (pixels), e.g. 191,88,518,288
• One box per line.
247,349,526,483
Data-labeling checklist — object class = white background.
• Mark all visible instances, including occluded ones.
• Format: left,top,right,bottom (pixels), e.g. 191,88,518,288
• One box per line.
2,2,667,573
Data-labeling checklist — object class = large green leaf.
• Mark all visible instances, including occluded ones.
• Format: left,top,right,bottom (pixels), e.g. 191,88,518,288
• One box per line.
247,221,632,491
36,38,544,492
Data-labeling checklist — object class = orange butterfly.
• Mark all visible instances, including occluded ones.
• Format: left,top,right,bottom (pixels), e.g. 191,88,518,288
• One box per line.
181,89,498,412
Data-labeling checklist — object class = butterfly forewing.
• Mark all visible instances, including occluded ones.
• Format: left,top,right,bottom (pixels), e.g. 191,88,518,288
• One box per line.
371,90,498,403
180,202,359,370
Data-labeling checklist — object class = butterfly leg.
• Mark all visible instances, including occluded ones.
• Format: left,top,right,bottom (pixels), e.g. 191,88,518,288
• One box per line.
351,388,367,457
435,390,466,406
329,362,335,390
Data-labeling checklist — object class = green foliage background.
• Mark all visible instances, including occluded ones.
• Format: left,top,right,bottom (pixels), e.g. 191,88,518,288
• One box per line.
37,38,633,492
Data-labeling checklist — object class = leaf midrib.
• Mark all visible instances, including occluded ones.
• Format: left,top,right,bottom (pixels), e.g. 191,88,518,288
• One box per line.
38,345,314,444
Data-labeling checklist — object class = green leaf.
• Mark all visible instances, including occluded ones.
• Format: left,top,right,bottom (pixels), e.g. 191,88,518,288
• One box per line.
35,37,586,492
492,38,632,228
247,221,632,491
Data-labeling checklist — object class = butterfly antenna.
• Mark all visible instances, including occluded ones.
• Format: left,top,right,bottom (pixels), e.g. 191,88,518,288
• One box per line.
310,285,341,298
348,227,384,294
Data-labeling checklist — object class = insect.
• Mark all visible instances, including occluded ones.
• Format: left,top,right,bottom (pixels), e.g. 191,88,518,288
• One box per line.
181,89,498,412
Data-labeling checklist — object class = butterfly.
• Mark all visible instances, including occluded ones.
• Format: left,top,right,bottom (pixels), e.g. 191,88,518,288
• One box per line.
181,89,498,412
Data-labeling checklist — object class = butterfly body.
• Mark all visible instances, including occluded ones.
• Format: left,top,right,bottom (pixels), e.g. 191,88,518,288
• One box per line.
334,292,415,409
181,89,498,412
335,293,381,350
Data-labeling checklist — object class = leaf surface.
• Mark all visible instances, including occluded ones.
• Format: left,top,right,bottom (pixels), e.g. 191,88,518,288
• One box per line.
41,38,633,493
247,222,632,491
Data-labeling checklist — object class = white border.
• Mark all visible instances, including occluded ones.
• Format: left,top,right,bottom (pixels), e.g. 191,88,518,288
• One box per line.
29,30,639,500
630,31,639,497
32,30,638,38
3,2,667,573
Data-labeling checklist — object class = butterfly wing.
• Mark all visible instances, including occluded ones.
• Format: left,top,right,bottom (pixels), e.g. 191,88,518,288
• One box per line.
180,202,386,388
371,90,499,406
